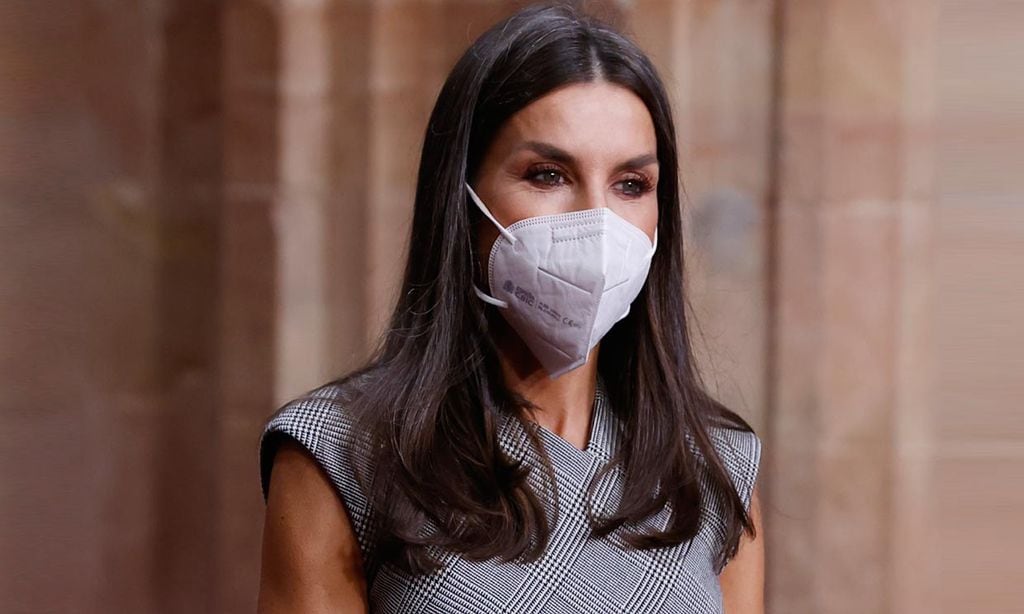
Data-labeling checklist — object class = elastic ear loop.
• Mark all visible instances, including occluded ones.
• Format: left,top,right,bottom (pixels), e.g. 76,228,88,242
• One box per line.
466,182,513,308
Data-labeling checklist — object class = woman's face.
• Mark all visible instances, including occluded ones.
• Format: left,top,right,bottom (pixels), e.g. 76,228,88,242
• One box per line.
472,81,660,274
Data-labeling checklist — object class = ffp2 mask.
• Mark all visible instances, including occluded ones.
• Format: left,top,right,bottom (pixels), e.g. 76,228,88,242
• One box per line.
468,182,657,378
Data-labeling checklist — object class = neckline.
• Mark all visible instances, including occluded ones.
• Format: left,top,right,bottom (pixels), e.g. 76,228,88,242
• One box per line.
514,376,615,463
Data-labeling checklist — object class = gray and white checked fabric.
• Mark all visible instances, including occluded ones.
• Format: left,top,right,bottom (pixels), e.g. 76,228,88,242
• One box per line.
259,379,762,613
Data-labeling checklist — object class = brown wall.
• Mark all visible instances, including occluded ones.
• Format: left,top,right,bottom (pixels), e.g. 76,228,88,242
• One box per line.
2,1,1020,612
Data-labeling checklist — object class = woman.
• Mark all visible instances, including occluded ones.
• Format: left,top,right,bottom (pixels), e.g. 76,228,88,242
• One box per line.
258,4,764,613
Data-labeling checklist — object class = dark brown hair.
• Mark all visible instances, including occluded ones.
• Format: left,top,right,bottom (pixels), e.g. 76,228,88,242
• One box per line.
301,2,756,575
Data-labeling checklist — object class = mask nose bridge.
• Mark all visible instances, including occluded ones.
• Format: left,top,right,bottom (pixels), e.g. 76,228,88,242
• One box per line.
567,186,658,251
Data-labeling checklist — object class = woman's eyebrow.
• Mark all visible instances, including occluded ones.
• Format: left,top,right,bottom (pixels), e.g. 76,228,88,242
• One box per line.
514,141,658,173
613,153,658,173
516,140,576,165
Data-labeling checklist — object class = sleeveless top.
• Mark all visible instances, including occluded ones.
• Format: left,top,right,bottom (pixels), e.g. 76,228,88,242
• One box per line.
259,378,762,614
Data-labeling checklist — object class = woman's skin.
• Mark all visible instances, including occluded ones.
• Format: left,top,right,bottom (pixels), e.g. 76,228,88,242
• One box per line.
258,80,764,613
259,438,371,613
471,80,659,452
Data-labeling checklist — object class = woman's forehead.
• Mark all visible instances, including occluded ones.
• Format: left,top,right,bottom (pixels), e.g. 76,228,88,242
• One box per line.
494,82,658,166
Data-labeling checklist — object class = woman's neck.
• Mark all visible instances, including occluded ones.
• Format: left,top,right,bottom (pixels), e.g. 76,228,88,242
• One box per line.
493,318,600,451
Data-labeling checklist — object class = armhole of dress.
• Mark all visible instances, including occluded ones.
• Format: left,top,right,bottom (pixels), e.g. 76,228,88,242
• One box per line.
742,431,763,516
258,407,367,520
257,399,380,581
715,427,763,574
260,429,318,504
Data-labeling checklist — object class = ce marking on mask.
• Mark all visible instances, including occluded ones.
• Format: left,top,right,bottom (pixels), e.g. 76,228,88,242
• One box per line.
503,280,583,329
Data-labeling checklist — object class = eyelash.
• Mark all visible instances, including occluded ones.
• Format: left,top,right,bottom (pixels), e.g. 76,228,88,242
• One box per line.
524,164,656,198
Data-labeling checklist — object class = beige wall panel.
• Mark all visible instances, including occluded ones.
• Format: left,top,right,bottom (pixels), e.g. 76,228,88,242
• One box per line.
929,1,1024,611
770,1,927,612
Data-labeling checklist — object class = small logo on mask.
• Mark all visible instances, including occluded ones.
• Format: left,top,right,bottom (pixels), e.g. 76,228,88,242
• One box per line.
505,280,580,328
514,285,536,306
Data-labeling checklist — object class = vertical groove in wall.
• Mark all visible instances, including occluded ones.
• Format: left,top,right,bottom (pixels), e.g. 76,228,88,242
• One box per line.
761,0,784,604
152,2,225,611
220,1,281,610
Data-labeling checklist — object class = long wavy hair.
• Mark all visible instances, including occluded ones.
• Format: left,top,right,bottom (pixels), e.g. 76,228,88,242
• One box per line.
305,3,756,575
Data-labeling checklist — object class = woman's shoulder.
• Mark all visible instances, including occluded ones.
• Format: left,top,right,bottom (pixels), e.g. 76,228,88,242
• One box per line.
262,381,362,448
706,424,762,466
259,377,386,578
705,423,763,514
258,379,376,507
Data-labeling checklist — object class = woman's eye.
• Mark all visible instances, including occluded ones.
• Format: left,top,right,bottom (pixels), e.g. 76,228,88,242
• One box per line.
618,176,654,197
527,167,566,187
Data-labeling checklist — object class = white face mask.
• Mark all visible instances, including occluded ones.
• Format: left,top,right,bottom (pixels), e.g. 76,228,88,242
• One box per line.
467,182,657,378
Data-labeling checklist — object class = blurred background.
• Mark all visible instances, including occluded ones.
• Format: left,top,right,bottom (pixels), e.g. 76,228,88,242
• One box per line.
2,0,1021,612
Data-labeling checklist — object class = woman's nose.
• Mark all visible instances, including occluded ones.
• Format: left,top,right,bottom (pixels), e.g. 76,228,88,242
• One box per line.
570,184,609,213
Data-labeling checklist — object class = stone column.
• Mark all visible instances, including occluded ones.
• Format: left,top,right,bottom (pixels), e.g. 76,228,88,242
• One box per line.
151,2,225,612
768,1,939,612
218,2,281,612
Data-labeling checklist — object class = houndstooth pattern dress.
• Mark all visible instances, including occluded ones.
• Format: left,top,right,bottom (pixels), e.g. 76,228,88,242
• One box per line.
259,378,762,614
